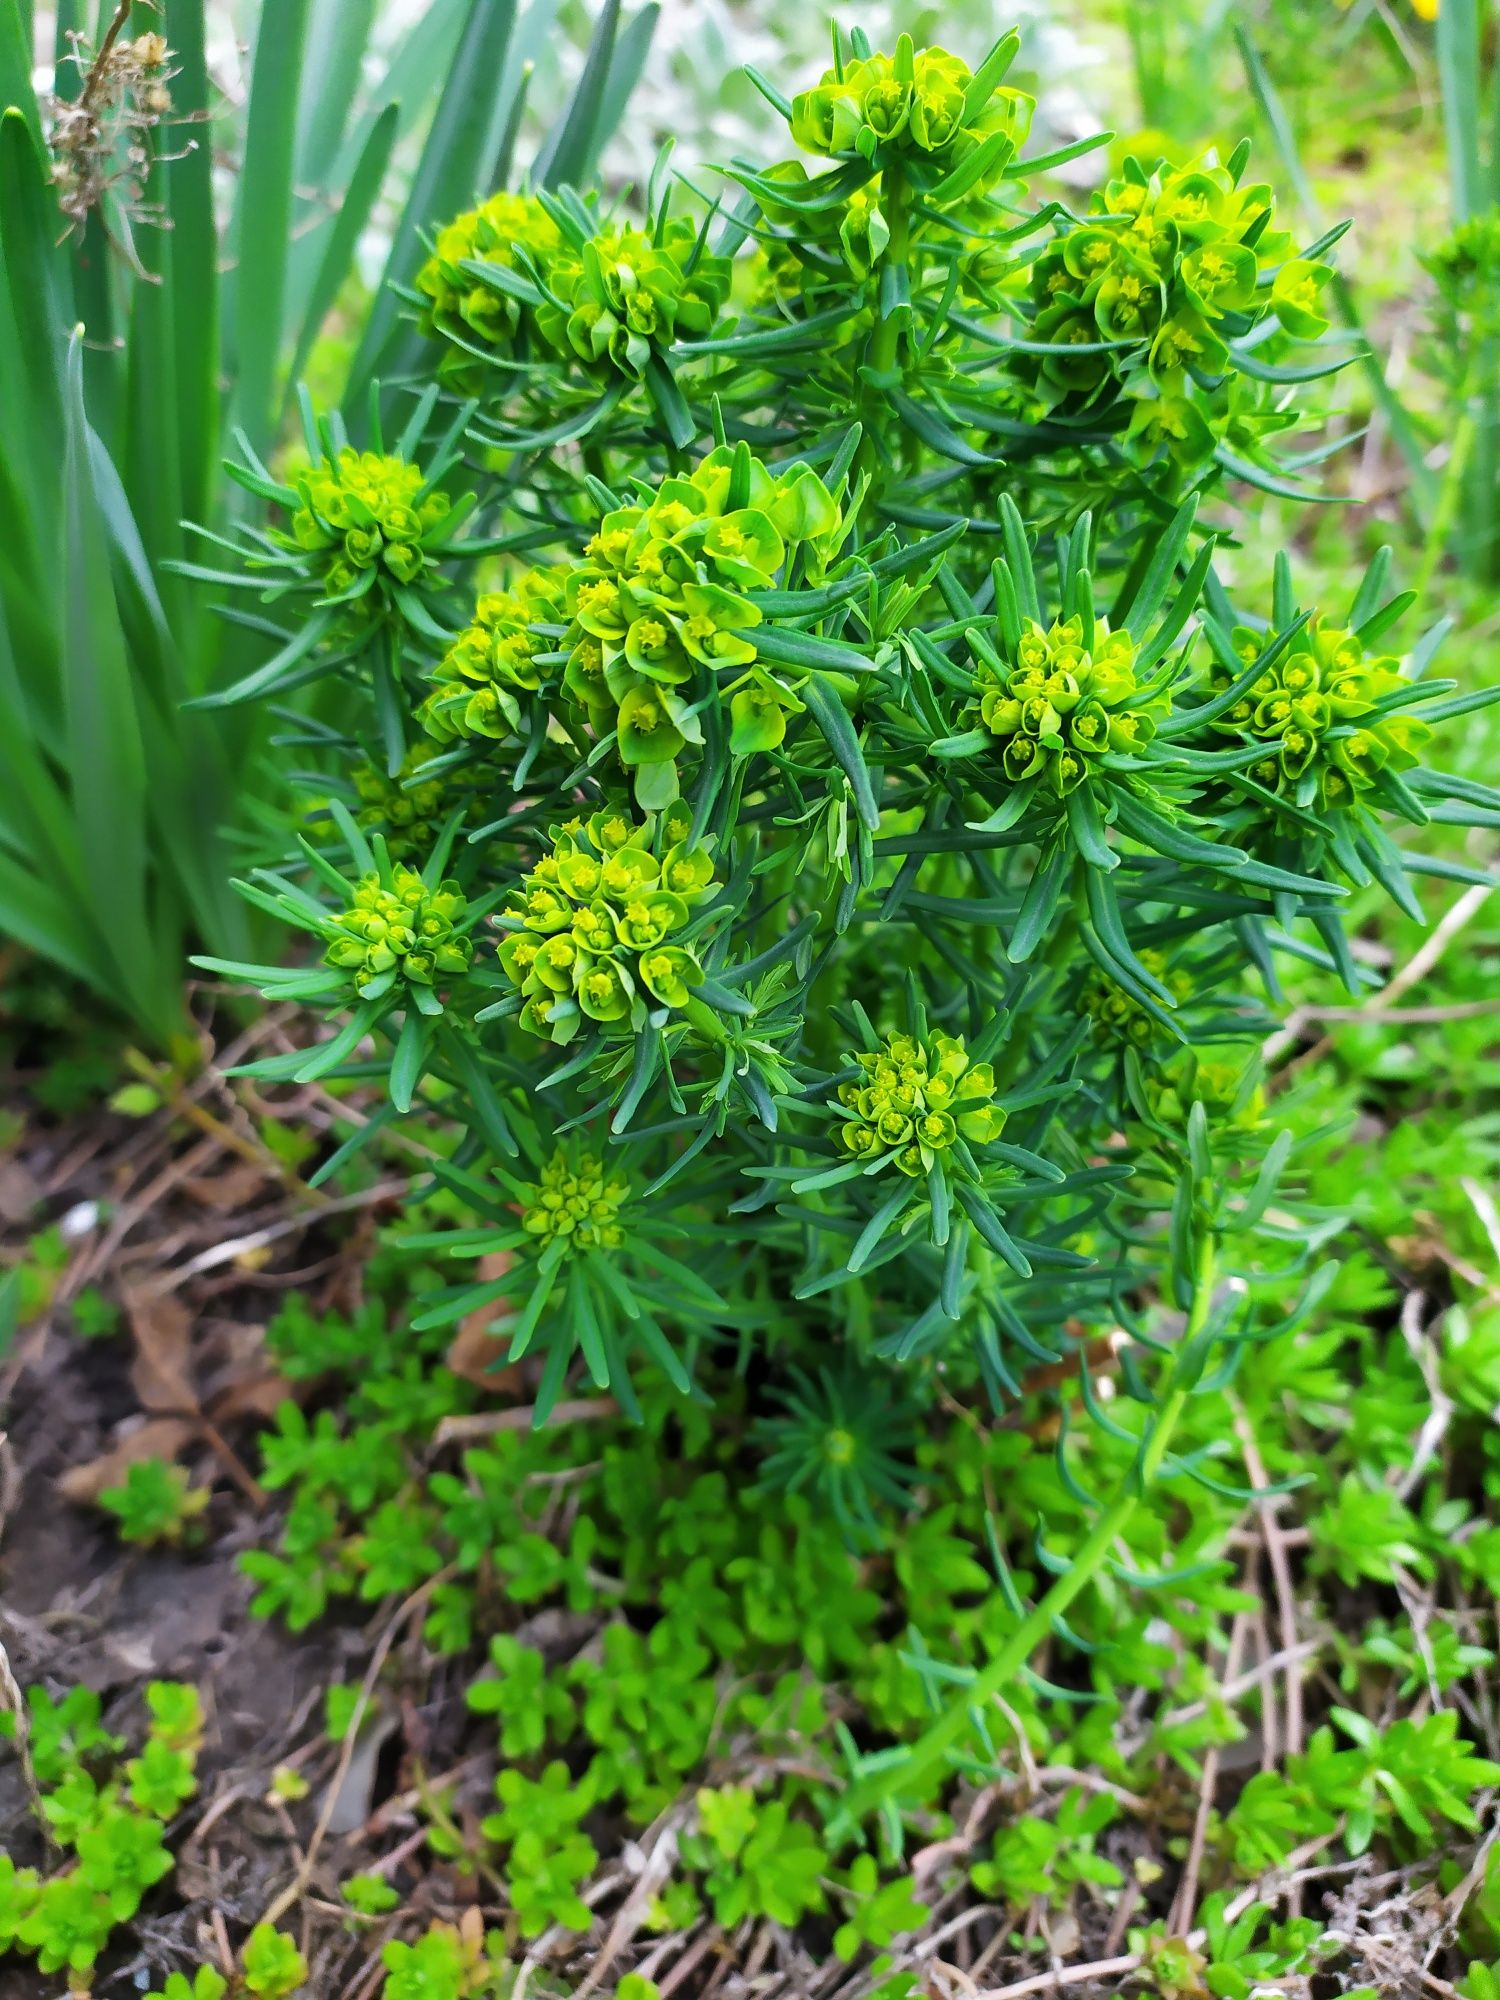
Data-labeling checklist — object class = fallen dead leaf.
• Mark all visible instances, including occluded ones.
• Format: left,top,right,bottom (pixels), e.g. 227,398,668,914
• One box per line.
0,1159,42,1226
445,1251,523,1393
124,1287,199,1414
207,1369,295,1425
179,1161,271,1212
57,1416,199,1503
325,1707,400,1835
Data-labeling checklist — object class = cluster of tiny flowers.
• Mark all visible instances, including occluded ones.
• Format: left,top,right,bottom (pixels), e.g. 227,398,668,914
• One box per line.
1140,1054,1267,1146
1424,210,1500,341
972,615,1165,794
1211,617,1429,809
350,749,468,861
521,1150,630,1253
562,448,843,803
416,193,730,382
414,191,563,362
1022,152,1330,466
1080,949,1192,1053
790,42,1032,180
533,215,732,380
418,568,569,746
283,449,449,607
838,1031,1007,1177
324,869,472,994
498,807,719,1043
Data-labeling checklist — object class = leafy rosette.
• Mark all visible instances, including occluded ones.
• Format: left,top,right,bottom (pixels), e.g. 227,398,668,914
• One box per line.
559,445,847,807
495,805,722,1046
1167,552,1500,945
193,808,494,1115
920,498,1188,862
531,211,733,381
747,996,1106,1337
416,567,570,751
1017,146,1341,477
749,163,1022,318
323,867,473,997
968,613,1169,800
183,403,480,711
1205,616,1429,811
349,746,476,862
280,449,457,622
405,1138,729,1421
1078,947,1196,1059
835,1029,1007,1178
413,190,563,371
788,34,1034,188
908,498,1370,1004
416,185,732,445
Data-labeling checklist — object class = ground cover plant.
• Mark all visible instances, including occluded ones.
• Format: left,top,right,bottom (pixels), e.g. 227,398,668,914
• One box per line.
1,2,1499,1996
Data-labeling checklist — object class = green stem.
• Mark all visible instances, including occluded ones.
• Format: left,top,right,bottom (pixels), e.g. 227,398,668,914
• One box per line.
1415,352,1478,602
837,1228,1217,1828
992,861,1086,1093
855,169,909,503
870,173,909,377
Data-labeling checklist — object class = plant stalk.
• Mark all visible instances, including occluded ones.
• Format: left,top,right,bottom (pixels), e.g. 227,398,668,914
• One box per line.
856,169,910,500
837,1229,1217,1827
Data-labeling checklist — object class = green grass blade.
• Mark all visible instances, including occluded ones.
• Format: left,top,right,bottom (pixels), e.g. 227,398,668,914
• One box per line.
1234,25,1435,515
1436,0,1483,223
166,0,220,538
123,141,184,612
534,0,620,188
0,109,68,478
0,438,52,683
0,612,98,938
288,100,400,389
343,0,519,412
344,0,469,172
284,1,376,332
0,859,106,986
488,0,560,186
0,0,44,149
61,330,165,1031
296,0,373,187
51,0,83,96
227,0,313,452
596,4,661,164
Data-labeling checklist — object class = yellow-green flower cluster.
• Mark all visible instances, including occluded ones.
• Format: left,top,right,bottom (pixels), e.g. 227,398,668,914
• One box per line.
1140,1053,1267,1145
1210,618,1430,810
415,191,563,361
498,807,719,1043
561,447,843,807
972,615,1166,795
533,216,732,381
790,41,1032,183
350,748,470,862
283,449,450,608
417,567,569,746
1022,151,1330,464
416,194,731,383
324,868,472,995
838,1031,1006,1177
1081,949,1191,1053
1424,210,1500,340
521,1149,630,1254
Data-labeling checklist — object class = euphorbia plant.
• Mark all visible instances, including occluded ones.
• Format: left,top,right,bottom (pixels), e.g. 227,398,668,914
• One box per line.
194,23,1500,1823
